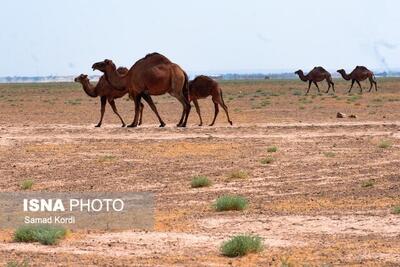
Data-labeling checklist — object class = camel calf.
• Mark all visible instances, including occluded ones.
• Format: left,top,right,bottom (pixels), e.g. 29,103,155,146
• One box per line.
189,75,232,126
74,68,144,127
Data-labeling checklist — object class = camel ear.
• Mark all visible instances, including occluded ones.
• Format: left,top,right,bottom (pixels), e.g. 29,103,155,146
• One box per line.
104,59,111,64
83,74,88,78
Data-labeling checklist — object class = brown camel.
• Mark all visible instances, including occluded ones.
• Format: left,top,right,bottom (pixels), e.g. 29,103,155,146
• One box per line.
189,75,232,126
294,67,335,94
337,66,377,93
74,68,144,127
92,53,191,127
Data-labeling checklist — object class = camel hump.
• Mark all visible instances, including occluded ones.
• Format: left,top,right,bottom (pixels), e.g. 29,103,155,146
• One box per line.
356,65,368,71
132,52,172,70
314,66,328,72
116,67,129,75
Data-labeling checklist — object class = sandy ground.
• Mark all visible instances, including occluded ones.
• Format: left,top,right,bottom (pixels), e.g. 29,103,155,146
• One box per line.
0,79,399,266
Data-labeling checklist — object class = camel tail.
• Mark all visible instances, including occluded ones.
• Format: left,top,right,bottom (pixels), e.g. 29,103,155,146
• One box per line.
182,71,190,104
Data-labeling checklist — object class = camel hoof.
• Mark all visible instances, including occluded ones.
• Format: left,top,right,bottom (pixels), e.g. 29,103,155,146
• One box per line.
229,121,233,125
198,124,203,127
208,124,215,127
159,123,166,128
95,124,101,128
121,124,126,127
127,124,137,128
177,124,186,128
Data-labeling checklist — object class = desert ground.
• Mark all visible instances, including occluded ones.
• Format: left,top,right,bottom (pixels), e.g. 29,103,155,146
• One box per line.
0,78,399,266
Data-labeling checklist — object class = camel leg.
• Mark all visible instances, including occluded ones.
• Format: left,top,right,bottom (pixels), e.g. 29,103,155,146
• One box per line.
176,95,191,127
326,78,335,93
177,109,185,127
141,94,166,127
192,99,203,126
369,77,378,92
326,80,331,93
313,82,320,93
138,103,144,125
306,80,312,95
95,96,107,127
348,80,355,93
356,80,362,93
209,102,219,126
127,94,142,128
216,90,232,125
108,98,126,127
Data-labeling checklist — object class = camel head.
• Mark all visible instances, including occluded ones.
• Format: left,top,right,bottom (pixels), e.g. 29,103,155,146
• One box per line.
294,70,303,75
92,59,116,73
337,69,345,73
74,74,89,83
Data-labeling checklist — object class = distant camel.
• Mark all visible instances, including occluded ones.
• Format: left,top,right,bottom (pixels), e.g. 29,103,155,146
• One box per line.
92,53,190,127
189,75,232,126
295,67,335,94
337,66,377,93
74,68,144,127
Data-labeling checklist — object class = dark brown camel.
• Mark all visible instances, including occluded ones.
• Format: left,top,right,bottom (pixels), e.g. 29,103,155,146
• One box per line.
189,75,232,126
92,53,190,127
74,69,144,127
337,66,377,93
294,67,335,94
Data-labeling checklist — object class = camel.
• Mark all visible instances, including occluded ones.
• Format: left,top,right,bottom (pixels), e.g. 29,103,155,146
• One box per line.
74,68,144,127
189,75,232,126
337,66,377,93
92,53,191,127
294,67,335,94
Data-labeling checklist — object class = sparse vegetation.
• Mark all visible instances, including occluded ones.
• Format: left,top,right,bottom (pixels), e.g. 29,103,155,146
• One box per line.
64,99,81,105
260,156,274,164
361,179,375,188
391,206,400,214
6,260,29,267
191,176,211,188
214,195,248,211
21,180,34,190
323,152,336,157
228,170,248,180
14,225,67,245
267,146,278,153
98,155,117,162
378,140,392,149
220,234,263,257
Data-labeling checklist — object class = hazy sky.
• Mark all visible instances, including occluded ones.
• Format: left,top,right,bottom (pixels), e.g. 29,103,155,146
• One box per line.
1,0,399,76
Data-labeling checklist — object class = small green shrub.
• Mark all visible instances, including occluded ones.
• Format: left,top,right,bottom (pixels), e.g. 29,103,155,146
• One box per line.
361,179,375,188
267,146,278,153
260,156,274,164
98,155,117,162
323,152,336,158
378,140,392,149
228,170,248,180
14,225,67,245
391,206,400,214
191,176,211,188
21,180,34,190
6,260,29,267
220,234,263,257
215,195,248,211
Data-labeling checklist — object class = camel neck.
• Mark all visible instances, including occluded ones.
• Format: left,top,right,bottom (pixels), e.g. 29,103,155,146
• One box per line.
80,80,97,97
297,71,309,82
339,71,351,80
